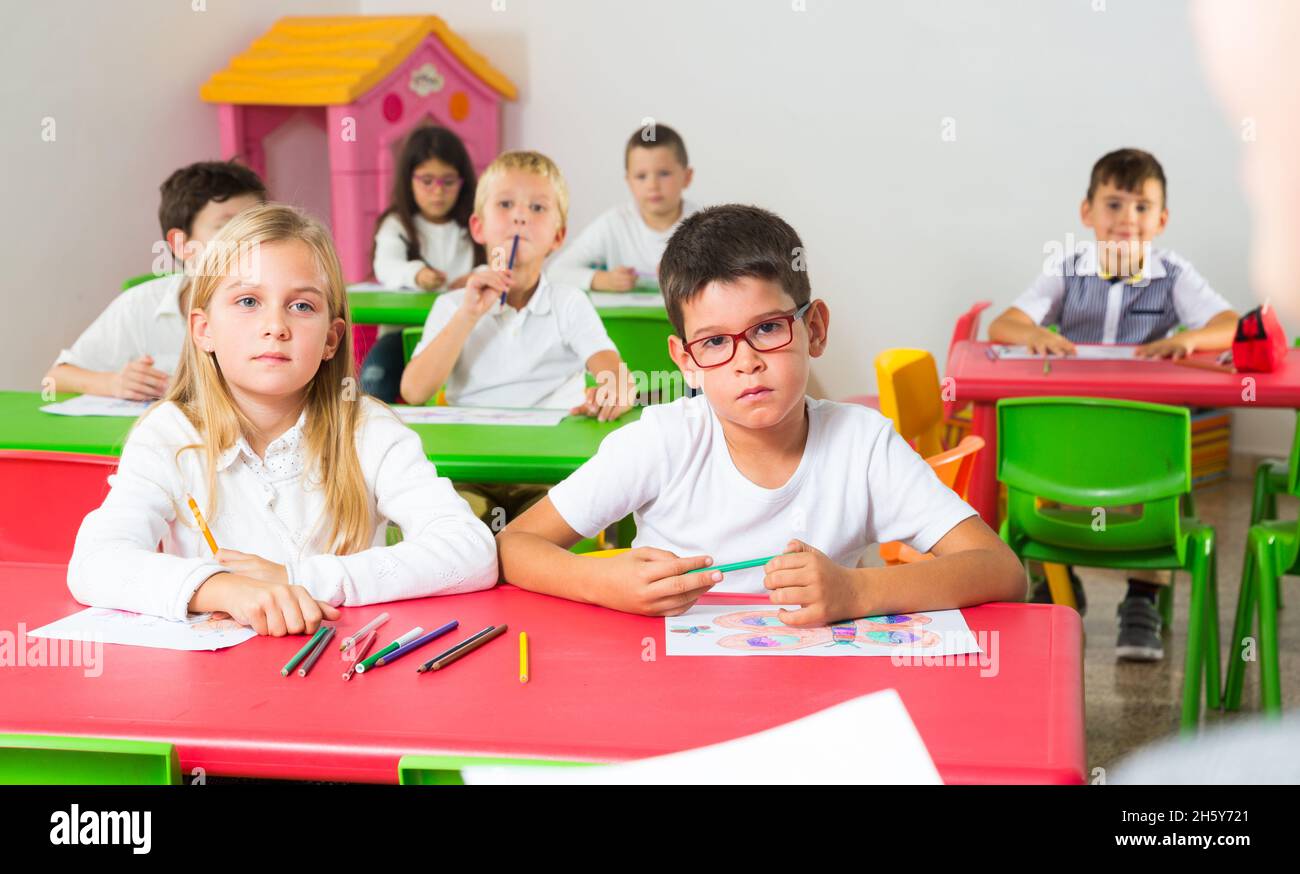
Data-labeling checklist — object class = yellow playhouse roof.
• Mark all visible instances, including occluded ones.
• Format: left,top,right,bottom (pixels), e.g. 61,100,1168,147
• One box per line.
200,15,517,106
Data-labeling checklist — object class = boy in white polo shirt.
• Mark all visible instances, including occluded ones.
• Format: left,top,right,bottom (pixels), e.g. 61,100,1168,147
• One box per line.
401,150,636,523
550,123,697,291
988,147,1238,662
498,205,1025,624
45,160,267,400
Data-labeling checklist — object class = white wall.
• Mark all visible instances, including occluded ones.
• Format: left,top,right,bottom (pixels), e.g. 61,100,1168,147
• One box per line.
361,0,1289,453
0,0,351,392
3,0,1290,452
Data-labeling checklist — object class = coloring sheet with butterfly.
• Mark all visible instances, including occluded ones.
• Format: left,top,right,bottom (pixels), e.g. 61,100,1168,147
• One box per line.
665,605,981,658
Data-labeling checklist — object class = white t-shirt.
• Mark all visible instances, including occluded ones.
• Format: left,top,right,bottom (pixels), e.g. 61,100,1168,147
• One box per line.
549,394,978,595
413,272,617,408
54,273,187,374
549,199,699,289
372,213,476,290
68,396,497,621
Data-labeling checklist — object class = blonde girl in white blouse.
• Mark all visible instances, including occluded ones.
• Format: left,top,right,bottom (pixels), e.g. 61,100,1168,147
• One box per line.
68,203,497,636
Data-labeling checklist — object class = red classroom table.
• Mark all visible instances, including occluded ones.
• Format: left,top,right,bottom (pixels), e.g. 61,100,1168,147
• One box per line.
0,562,1085,784
949,342,1300,527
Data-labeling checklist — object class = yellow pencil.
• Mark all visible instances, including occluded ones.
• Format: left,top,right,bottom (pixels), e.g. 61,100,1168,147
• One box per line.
519,631,529,684
187,494,219,555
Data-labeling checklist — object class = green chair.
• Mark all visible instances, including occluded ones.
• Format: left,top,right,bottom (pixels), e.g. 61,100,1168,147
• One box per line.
1223,410,1300,717
996,397,1220,732
0,734,181,784
398,753,594,785
599,312,682,403
1246,346,1300,527
401,326,424,364
121,272,162,291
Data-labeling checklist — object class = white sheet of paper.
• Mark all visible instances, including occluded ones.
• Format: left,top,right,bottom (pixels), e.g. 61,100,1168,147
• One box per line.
462,688,942,785
990,344,1147,361
588,291,666,309
347,281,407,292
391,405,568,426
27,607,256,651
663,604,981,658
40,395,153,417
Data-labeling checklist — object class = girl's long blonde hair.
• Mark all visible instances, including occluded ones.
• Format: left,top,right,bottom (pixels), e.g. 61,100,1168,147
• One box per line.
164,202,373,554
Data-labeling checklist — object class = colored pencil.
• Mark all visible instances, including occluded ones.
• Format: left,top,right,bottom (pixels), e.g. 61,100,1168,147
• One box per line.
502,233,519,306
374,620,458,667
297,625,335,677
342,629,378,681
340,611,389,651
282,625,329,677
686,556,777,575
1172,357,1234,374
425,624,509,672
417,624,497,673
519,631,529,684
356,626,424,674
187,494,218,555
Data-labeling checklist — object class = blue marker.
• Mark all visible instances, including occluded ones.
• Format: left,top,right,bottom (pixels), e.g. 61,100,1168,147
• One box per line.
372,620,459,667
502,234,520,307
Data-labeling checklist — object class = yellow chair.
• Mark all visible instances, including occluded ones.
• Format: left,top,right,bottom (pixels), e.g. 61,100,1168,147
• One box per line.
875,348,945,458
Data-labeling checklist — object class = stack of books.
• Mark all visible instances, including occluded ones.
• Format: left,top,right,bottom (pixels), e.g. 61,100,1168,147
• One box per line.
1191,408,1232,486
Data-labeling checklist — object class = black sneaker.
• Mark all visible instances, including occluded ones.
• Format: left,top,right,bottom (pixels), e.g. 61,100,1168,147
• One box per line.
1116,596,1164,661
1027,568,1087,616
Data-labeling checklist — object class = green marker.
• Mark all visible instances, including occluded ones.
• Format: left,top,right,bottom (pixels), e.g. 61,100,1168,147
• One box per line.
687,555,777,575
281,625,329,677
356,626,424,674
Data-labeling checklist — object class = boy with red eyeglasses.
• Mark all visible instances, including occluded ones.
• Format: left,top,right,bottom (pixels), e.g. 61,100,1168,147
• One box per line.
498,204,1024,624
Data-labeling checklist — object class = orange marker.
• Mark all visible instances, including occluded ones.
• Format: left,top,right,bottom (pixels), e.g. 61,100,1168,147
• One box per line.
187,494,218,555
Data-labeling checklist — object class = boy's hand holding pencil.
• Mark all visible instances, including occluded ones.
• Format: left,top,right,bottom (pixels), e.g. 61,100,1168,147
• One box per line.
459,269,513,320
590,547,720,617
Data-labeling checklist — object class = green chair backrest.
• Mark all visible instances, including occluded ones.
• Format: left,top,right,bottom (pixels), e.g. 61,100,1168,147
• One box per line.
596,313,682,402
997,397,1191,555
402,326,423,364
0,734,181,784
121,272,162,291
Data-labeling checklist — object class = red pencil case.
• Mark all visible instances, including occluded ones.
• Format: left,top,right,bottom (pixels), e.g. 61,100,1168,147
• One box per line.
1232,304,1289,373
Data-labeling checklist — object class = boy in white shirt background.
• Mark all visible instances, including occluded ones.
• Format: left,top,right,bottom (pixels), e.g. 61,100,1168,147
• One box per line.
401,150,637,524
499,204,1025,623
988,148,1239,661
45,160,267,400
550,123,698,291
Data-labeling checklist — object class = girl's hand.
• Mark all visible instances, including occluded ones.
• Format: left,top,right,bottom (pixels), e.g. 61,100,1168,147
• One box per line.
112,355,170,400
415,266,447,291
459,270,512,321
591,267,638,292
191,572,339,637
216,549,288,585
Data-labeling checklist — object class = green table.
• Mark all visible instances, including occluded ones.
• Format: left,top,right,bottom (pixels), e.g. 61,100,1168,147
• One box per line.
347,290,440,326
0,392,639,485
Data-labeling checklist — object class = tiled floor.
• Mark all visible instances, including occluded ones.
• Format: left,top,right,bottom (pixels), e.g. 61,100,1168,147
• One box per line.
1079,456,1298,775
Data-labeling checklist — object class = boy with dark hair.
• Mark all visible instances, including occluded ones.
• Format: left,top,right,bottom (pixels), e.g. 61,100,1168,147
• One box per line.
988,147,1239,660
47,160,266,399
500,204,1025,622
550,123,697,292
